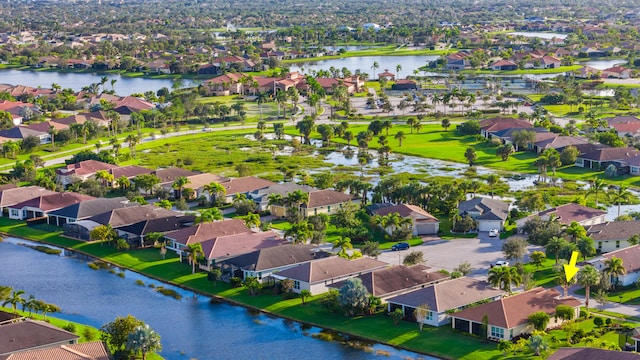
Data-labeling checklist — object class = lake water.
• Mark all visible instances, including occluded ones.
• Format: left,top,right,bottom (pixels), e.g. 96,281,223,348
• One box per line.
508,32,568,40
0,237,432,360
0,69,198,96
581,59,624,70
288,55,441,79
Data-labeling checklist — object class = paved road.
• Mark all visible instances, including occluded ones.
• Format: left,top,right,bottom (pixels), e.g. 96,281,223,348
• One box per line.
378,233,542,278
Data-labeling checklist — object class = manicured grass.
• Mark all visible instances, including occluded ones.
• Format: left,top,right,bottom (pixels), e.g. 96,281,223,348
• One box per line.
523,257,559,288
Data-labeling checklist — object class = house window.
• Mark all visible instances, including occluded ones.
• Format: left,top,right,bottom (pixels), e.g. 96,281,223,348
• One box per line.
426,311,434,321
257,272,262,280
598,242,602,251
490,326,504,339
10,209,19,217
327,206,331,212
293,281,300,290
616,241,620,249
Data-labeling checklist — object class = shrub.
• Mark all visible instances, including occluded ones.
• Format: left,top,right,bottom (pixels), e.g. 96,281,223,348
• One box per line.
82,327,96,341
605,318,613,326
403,251,424,266
528,311,550,331
579,309,588,319
63,323,76,333
230,277,243,288
593,316,604,327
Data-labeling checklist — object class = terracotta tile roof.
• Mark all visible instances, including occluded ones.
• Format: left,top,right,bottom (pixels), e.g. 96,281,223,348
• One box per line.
606,116,640,125
602,245,640,273
164,219,252,245
587,221,640,241
220,176,275,196
548,347,640,360
371,204,439,222
58,160,118,177
24,121,68,132
452,287,580,329
184,173,230,190
610,122,640,134
3,341,111,360
387,277,505,312
330,265,449,297
154,167,199,184
110,165,153,179
538,203,606,225
0,320,79,355
492,59,517,67
305,189,354,208
10,192,95,212
0,186,57,208
275,256,388,284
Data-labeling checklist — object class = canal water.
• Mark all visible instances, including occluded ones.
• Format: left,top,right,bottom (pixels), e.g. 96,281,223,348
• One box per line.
0,237,433,360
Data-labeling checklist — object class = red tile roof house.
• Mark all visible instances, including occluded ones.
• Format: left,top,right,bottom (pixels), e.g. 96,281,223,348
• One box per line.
217,244,328,282
0,186,57,218
181,173,230,201
478,118,532,139
56,160,119,186
299,189,359,217
0,319,79,357
370,204,440,235
7,192,95,221
273,256,389,295
575,147,640,174
586,220,640,253
587,245,640,287
164,219,285,270
386,277,505,327
549,347,640,360
449,287,580,341
0,341,111,360
517,203,607,229
109,165,154,188
329,265,449,301
491,59,518,71
602,66,633,79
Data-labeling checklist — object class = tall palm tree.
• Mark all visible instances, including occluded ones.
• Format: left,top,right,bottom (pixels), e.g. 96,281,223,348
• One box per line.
608,183,633,219
577,265,601,313
343,131,354,148
333,236,353,259
94,169,114,187
371,61,379,80
554,260,576,298
125,134,139,158
487,266,522,294
587,177,606,207
185,243,204,274
256,91,268,120
203,181,226,204
486,174,500,198
126,324,162,360
546,236,566,264
604,256,626,288
394,131,406,147
244,213,261,229
172,176,191,199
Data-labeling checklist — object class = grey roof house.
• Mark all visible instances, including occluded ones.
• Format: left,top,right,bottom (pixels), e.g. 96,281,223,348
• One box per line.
458,197,510,232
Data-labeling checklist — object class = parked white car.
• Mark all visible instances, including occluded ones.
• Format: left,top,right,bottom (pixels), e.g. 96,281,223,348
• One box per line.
488,229,499,237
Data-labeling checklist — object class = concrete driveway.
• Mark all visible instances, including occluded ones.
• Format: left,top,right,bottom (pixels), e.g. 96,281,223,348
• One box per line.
377,233,541,279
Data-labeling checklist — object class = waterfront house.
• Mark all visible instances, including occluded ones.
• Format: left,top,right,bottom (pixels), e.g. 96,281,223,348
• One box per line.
586,245,640,287
370,203,440,235
329,265,449,300
0,186,56,218
272,257,388,295
549,347,639,360
0,341,111,360
115,214,196,247
575,147,640,173
458,197,510,232
89,204,181,228
386,277,505,327
48,196,133,227
586,221,640,253
0,319,79,357
517,203,607,228
217,244,328,282
7,192,95,221
450,287,580,341
479,118,532,139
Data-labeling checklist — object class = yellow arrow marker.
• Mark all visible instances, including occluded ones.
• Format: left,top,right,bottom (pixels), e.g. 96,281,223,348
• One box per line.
564,251,579,282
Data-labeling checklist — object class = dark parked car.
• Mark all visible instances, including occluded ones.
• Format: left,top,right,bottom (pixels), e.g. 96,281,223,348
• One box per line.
391,242,410,251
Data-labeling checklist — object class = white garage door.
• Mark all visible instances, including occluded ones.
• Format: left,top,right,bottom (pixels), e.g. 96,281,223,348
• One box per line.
415,223,438,235
478,220,502,232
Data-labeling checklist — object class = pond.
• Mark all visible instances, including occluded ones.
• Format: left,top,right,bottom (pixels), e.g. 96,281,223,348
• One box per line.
0,69,199,96
508,32,568,40
0,237,433,360
287,55,441,79
581,59,624,70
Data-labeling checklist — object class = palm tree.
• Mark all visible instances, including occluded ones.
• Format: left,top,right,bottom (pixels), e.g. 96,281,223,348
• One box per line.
115,175,130,192
2,289,25,313
464,147,477,167
125,134,140,158
608,183,633,218
546,236,566,264
371,61,379,80
333,236,353,259
244,213,261,229
126,324,162,360
48,126,57,148
203,181,226,204
95,169,114,187
577,265,601,313
172,176,191,199
195,208,223,223
587,177,606,207
604,256,626,289
554,260,576,298
256,91,268,120
487,266,522,294
343,131,354,148
486,174,500,198
394,131,406,147
528,334,549,356
90,224,117,247
185,243,204,274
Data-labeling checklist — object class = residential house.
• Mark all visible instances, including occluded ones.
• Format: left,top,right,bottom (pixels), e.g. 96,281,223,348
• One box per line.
387,277,505,327
249,183,316,213
491,127,549,150
521,203,607,227
181,173,230,201
109,165,154,188
450,287,580,341
47,197,133,227
89,205,181,228
575,147,640,172
0,127,49,144
0,319,79,357
532,134,591,154
0,186,56,217
154,167,200,189
370,203,440,235
458,197,510,232
574,65,600,79
491,60,518,71
587,245,640,287
330,265,449,300
602,66,633,79
586,221,640,253
300,189,358,217
115,214,196,247
446,51,471,70
1,342,112,360
273,256,388,295
219,176,276,204
164,219,253,257
549,347,640,360
632,335,640,353
218,244,329,282
203,73,244,96
144,59,171,74
479,118,532,139
7,192,95,221
391,79,418,91
56,160,119,186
